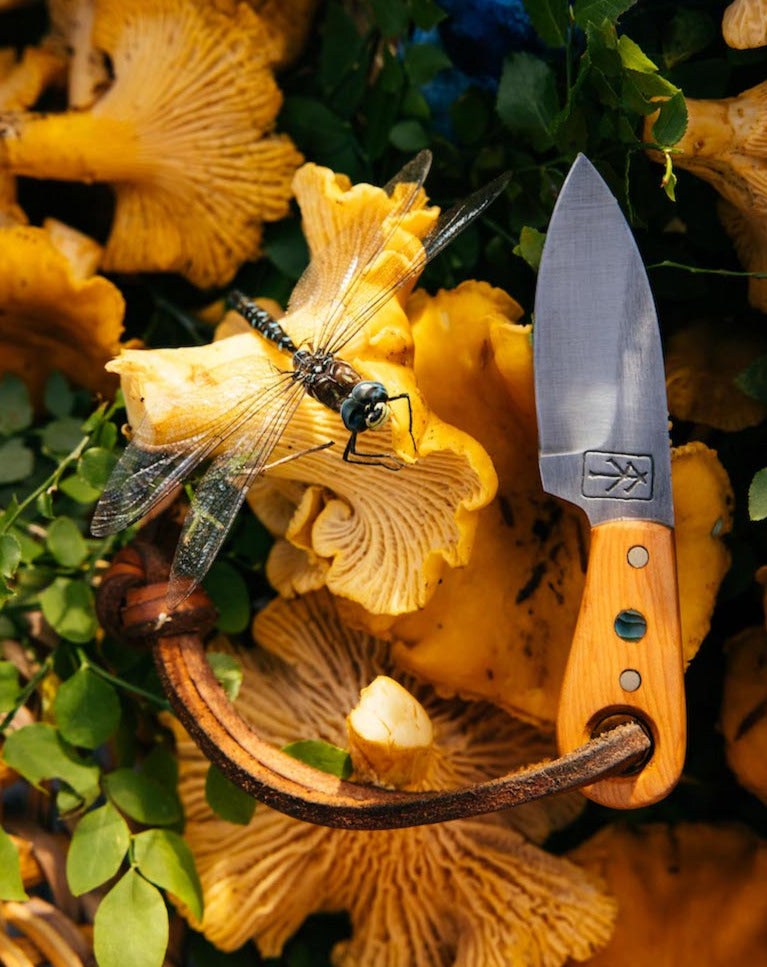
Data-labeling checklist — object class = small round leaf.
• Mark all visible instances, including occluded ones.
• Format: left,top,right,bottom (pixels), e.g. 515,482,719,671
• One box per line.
54,669,121,748
94,870,168,967
103,768,182,826
78,448,118,491
133,828,203,921
46,517,88,568
40,578,98,643
67,802,130,896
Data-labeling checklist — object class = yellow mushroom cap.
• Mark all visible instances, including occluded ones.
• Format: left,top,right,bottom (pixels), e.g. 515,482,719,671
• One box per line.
721,595,767,804
723,0,767,49
248,0,320,67
338,283,734,727
644,82,767,313
111,160,496,613
665,321,767,431
166,592,614,964
0,0,303,287
0,223,125,403
569,824,767,965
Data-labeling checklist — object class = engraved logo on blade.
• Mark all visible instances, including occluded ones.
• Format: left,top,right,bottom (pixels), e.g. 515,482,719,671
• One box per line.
582,451,653,500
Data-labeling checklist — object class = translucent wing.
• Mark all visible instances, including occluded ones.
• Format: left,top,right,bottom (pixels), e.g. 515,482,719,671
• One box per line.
91,363,297,537
165,378,307,607
323,171,510,357
288,150,433,352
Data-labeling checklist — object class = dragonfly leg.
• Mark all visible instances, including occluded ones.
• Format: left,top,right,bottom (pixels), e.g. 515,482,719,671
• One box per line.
262,441,335,472
343,432,403,470
387,392,416,454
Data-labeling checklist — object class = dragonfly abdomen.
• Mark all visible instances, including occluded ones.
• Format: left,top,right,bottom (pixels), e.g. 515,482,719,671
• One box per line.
227,289,297,354
292,350,360,412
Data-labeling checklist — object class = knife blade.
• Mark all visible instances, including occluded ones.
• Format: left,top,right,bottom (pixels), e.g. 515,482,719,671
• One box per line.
534,154,685,808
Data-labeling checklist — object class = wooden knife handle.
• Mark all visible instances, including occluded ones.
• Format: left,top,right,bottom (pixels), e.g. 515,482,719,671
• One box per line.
557,519,686,808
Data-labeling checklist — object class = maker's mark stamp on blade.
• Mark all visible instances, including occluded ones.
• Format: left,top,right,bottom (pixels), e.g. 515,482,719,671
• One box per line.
582,451,653,500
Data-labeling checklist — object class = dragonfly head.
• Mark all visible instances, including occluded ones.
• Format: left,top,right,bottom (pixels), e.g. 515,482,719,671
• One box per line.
341,381,390,433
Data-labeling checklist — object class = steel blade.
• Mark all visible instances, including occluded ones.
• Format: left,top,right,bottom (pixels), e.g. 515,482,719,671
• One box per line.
534,155,673,528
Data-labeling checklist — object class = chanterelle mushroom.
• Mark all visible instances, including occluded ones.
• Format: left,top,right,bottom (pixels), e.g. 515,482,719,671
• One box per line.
665,320,767,431
0,0,303,287
570,823,767,965
166,592,615,966
722,0,767,49
720,568,767,805
644,82,767,313
324,282,733,726
105,161,497,614
0,222,125,404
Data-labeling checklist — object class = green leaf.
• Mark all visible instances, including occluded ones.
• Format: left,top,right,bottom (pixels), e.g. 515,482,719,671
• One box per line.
497,53,559,149
40,578,98,643
574,0,637,29
450,88,490,144
0,533,21,578
661,150,678,201
66,802,130,895
523,0,569,46
280,97,361,175
133,829,203,922
46,516,88,567
369,0,409,37
750,468,767,521
40,417,84,456
94,870,168,967
319,2,364,92
2,723,100,803
0,826,28,900
652,90,688,146
44,372,74,418
662,9,716,69
737,354,767,402
204,765,256,825
388,119,430,151
0,375,32,436
404,44,451,86
282,740,353,780
409,0,447,30
617,35,657,72
513,226,546,272
141,744,179,793
59,474,101,505
78,448,118,492
54,668,121,748
0,661,20,713
94,420,118,451
103,768,182,826
263,219,310,281
206,653,243,702
202,562,250,635
0,439,34,484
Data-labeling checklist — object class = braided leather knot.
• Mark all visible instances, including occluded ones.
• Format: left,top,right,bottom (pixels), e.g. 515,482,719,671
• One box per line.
96,543,217,642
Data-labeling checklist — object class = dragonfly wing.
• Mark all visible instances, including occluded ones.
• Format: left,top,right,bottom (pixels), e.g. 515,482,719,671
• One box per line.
165,379,308,607
287,151,433,351
324,171,510,356
91,366,296,537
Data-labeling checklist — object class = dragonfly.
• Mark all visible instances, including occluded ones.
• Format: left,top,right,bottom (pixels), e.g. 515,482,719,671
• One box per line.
91,150,510,608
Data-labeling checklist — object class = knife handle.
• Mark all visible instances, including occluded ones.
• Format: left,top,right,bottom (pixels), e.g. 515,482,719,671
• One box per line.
557,519,686,808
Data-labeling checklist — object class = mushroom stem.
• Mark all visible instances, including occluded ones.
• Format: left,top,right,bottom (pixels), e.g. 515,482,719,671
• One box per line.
346,675,434,789
0,110,150,183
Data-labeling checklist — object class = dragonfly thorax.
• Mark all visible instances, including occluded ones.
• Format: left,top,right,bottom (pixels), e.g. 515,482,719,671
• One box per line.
291,348,387,430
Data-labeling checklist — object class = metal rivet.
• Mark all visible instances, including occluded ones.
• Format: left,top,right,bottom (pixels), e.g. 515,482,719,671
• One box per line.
615,609,647,641
619,669,642,692
627,545,649,568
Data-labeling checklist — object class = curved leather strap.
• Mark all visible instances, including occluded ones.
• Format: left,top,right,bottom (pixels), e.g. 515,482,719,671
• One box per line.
98,541,652,830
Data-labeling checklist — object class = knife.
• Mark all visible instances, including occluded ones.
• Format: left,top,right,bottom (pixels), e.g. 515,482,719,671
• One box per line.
534,154,685,808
